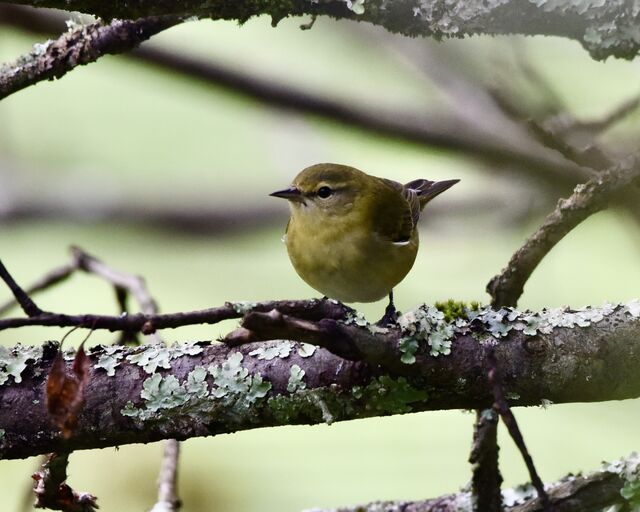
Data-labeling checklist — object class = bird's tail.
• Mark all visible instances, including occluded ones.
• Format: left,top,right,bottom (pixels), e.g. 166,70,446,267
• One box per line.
406,178,460,208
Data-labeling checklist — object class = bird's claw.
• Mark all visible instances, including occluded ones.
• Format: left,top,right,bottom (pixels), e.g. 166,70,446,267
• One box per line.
377,303,399,327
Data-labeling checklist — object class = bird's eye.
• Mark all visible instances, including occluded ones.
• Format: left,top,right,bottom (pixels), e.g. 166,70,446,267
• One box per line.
317,186,333,199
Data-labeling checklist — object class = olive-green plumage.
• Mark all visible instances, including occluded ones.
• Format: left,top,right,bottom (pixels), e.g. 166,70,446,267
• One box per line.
271,163,458,304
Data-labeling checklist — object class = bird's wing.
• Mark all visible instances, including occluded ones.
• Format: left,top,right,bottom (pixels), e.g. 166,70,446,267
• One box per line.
404,179,437,211
374,178,417,243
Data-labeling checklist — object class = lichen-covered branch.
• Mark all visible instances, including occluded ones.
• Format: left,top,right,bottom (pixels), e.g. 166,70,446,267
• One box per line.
1,0,639,60
1,300,639,460
0,15,180,100
487,153,640,307
0,6,597,187
307,452,640,511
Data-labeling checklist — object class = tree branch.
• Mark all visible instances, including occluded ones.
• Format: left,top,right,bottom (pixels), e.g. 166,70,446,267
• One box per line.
0,15,180,100
308,453,638,511
0,259,43,317
487,153,640,307
150,439,181,512
1,0,638,60
1,300,639,459
0,5,599,187
31,452,98,512
469,408,502,511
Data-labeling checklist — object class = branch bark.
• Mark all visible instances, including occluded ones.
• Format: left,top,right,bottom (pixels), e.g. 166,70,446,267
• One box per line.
309,453,638,511
1,0,639,60
1,301,639,460
469,408,502,511
0,15,180,100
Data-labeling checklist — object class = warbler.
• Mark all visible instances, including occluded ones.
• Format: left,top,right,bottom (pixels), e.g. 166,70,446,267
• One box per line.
271,163,458,322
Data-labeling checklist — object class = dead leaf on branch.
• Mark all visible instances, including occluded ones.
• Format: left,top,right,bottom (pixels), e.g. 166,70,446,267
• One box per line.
46,341,90,438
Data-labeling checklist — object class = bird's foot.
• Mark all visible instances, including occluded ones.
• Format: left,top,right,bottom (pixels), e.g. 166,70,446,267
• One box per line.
377,303,399,327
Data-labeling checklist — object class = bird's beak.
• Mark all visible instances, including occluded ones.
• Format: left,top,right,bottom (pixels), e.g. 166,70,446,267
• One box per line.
421,179,460,203
270,186,304,203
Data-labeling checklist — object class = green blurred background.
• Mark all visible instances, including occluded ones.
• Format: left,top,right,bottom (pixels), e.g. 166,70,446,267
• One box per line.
1,13,640,511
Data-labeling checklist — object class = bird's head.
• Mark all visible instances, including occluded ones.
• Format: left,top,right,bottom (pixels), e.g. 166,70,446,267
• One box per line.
270,163,365,217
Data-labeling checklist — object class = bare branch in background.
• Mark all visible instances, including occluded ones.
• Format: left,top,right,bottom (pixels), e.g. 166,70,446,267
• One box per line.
0,193,285,235
487,153,640,307
554,94,640,137
150,440,181,512
0,247,163,343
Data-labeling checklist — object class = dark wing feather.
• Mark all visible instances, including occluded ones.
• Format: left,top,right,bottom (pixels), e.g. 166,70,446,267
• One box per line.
404,179,436,211
374,178,418,243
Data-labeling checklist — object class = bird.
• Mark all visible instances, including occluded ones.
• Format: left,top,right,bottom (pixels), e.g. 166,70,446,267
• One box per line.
270,163,459,324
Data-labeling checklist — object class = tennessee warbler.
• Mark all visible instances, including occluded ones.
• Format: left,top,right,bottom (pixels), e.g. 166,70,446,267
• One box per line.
271,163,459,322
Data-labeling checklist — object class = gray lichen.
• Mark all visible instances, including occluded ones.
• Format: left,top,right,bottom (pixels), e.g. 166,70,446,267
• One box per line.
396,300,640,364
344,0,365,15
209,352,271,403
126,342,203,374
121,352,272,423
0,344,43,385
249,341,294,360
287,364,306,392
230,301,257,315
398,305,456,358
605,452,640,509
297,343,317,358
93,345,125,377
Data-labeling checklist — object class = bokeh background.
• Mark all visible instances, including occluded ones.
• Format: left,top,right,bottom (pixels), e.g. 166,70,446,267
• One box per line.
1,9,640,511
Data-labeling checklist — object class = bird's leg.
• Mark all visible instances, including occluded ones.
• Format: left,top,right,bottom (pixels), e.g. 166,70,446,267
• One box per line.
377,290,398,326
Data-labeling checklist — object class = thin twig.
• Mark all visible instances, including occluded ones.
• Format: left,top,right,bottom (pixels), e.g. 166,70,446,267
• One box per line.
150,440,182,512
0,263,74,317
487,348,553,511
563,93,640,135
0,255,350,335
487,153,640,307
72,247,159,316
70,246,162,344
0,259,43,317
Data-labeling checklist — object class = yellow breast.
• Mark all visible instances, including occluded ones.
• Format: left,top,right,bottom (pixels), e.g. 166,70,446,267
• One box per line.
284,206,418,303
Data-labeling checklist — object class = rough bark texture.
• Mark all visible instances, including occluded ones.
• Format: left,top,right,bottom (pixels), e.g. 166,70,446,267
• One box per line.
0,16,179,99
1,0,638,60
469,409,502,511
1,303,639,460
